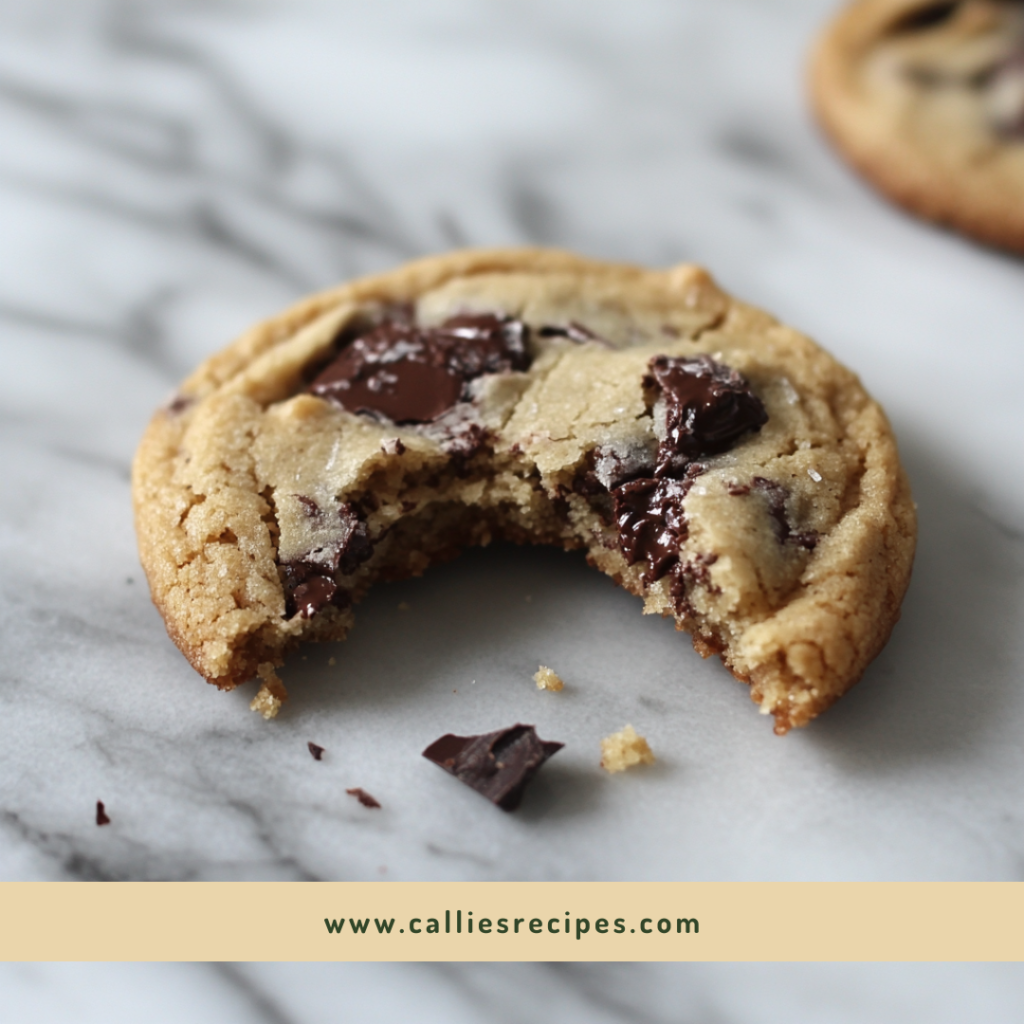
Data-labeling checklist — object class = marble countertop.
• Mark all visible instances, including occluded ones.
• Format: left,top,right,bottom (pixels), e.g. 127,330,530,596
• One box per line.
3,0,1024,1020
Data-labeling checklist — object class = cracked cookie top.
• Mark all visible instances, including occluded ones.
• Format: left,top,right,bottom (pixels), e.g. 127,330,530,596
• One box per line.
133,248,915,733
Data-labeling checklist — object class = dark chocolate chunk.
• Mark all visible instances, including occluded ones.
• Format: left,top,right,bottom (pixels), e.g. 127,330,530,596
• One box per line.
308,741,325,761
604,355,765,613
422,725,563,811
96,801,110,826
309,313,530,424
613,475,694,582
337,511,373,576
280,502,370,619
419,403,490,462
346,787,381,809
750,477,818,550
648,354,767,476
890,2,960,34
292,575,339,619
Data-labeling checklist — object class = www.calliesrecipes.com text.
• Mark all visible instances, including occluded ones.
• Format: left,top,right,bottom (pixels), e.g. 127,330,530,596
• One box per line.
324,910,699,939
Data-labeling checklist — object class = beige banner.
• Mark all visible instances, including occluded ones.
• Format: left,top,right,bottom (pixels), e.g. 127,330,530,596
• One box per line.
1,882,1022,961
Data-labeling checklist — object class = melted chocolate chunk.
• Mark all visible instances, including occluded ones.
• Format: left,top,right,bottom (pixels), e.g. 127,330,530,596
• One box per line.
603,355,766,612
96,801,110,826
308,741,325,761
346,787,381,809
309,313,530,424
292,575,339,618
648,355,767,476
613,475,696,582
750,477,818,550
280,502,371,619
422,725,563,811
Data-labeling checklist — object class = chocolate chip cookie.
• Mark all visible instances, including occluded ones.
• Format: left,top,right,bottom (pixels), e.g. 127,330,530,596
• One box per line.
132,248,916,733
810,0,1024,252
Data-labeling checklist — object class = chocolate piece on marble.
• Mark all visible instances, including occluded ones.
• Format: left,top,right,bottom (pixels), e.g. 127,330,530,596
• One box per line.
96,801,110,826
308,741,325,761
422,725,563,811
346,787,381,809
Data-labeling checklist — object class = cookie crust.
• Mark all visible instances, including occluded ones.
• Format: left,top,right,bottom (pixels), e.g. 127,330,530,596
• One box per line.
810,0,1024,253
133,248,916,733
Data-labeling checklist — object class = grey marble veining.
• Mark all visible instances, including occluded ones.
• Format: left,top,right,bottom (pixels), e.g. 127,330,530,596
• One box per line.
3,0,1024,1019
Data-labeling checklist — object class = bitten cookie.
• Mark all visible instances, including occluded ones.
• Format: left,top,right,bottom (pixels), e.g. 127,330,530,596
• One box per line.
810,0,1024,252
132,248,916,733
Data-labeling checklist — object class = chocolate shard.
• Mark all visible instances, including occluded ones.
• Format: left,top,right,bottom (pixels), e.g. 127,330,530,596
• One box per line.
308,741,325,761
96,801,110,826
308,313,530,424
346,787,381,809
422,725,563,811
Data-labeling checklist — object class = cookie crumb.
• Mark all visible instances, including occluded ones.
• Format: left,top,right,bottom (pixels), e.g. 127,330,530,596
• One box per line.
96,801,110,826
398,602,411,611
328,656,336,666
534,665,564,692
347,787,381,809
250,663,288,719
600,725,655,773
308,741,325,760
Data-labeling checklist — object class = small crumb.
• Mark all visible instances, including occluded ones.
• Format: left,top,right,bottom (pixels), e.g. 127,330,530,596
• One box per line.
398,602,411,611
808,468,822,483
534,665,564,692
125,577,134,585
524,595,532,603
308,741,325,761
328,656,336,666
600,725,656,773
96,801,110,826
453,689,457,694
301,655,307,660
347,787,381,809
250,664,288,720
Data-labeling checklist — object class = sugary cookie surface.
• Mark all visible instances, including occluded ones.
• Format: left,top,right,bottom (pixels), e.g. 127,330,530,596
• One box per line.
810,0,1024,251
132,248,916,733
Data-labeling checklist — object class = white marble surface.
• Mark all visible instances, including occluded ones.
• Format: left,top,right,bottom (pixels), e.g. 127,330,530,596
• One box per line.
3,0,1024,1018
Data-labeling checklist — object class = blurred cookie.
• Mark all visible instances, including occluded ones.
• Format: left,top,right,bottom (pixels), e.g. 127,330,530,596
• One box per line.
810,0,1024,252
133,248,916,733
